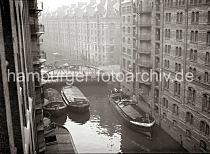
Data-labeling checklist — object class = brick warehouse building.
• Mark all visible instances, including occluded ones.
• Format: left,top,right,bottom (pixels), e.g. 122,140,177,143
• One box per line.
0,0,45,153
120,0,210,152
41,0,121,67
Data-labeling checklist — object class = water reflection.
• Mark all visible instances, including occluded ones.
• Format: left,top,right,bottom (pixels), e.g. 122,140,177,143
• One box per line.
51,111,67,126
67,110,90,124
64,116,122,153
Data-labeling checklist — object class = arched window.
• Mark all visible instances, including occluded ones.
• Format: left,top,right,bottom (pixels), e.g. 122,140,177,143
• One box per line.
202,94,210,112
170,0,173,6
193,89,196,100
123,37,125,43
200,121,209,136
172,104,179,115
195,31,198,42
180,12,183,23
165,29,167,37
189,67,192,73
168,29,171,38
207,31,210,45
187,87,196,104
173,120,177,127
190,49,193,59
194,50,197,61
186,112,194,125
176,30,179,39
176,0,178,5
191,31,194,42
128,38,130,44
128,27,130,33
165,45,168,53
163,97,168,108
205,52,209,64
180,30,182,39
190,0,193,5
169,13,171,22
127,16,131,22
177,12,179,23
191,12,195,23
193,68,197,78
196,11,199,23
179,47,182,56
182,0,185,5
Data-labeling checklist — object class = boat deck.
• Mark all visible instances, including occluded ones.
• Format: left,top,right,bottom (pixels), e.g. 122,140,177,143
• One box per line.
45,126,77,154
121,105,143,120
45,88,63,102
63,86,86,100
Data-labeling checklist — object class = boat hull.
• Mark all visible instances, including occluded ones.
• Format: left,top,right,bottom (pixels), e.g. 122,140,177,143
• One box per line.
43,88,67,117
61,90,90,113
109,98,154,136
43,106,67,117
67,104,90,113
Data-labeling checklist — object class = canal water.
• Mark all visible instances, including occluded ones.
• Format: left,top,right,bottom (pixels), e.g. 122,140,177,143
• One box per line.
45,83,186,153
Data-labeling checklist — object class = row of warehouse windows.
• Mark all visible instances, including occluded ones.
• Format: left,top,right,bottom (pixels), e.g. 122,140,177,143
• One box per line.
165,0,210,7
164,29,210,45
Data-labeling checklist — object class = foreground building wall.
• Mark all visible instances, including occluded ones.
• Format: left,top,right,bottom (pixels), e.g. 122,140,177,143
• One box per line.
160,0,210,152
0,0,45,153
120,0,210,152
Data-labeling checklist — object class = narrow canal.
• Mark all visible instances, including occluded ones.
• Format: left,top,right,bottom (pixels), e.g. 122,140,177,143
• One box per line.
45,83,186,153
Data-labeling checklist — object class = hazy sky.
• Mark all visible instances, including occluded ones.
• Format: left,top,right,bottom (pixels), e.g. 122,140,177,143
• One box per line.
41,0,90,12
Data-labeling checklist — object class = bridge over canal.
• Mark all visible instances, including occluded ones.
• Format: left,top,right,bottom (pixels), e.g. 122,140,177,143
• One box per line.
41,62,120,85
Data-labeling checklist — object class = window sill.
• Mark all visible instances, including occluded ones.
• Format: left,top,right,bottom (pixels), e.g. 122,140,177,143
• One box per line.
191,22,199,25
176,39,183,42
174,70,182,73
175,55,182,59
202,110,210,114
174,94,181,98
189,59,197,63
163,88,170,92
190,42,199,44
204,63,210,67
186,102,195,106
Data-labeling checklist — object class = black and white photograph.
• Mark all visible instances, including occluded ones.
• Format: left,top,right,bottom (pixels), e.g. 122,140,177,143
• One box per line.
0,0,210,153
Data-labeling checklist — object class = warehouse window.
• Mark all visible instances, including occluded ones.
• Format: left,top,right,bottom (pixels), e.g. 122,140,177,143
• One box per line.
186,112,194,125
200,121,209,136
205,52,209,64
202,94,210,112
207,31,210,45
204,72,209,83
208,11,210,24
174,81,181,96
172,104,179,115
